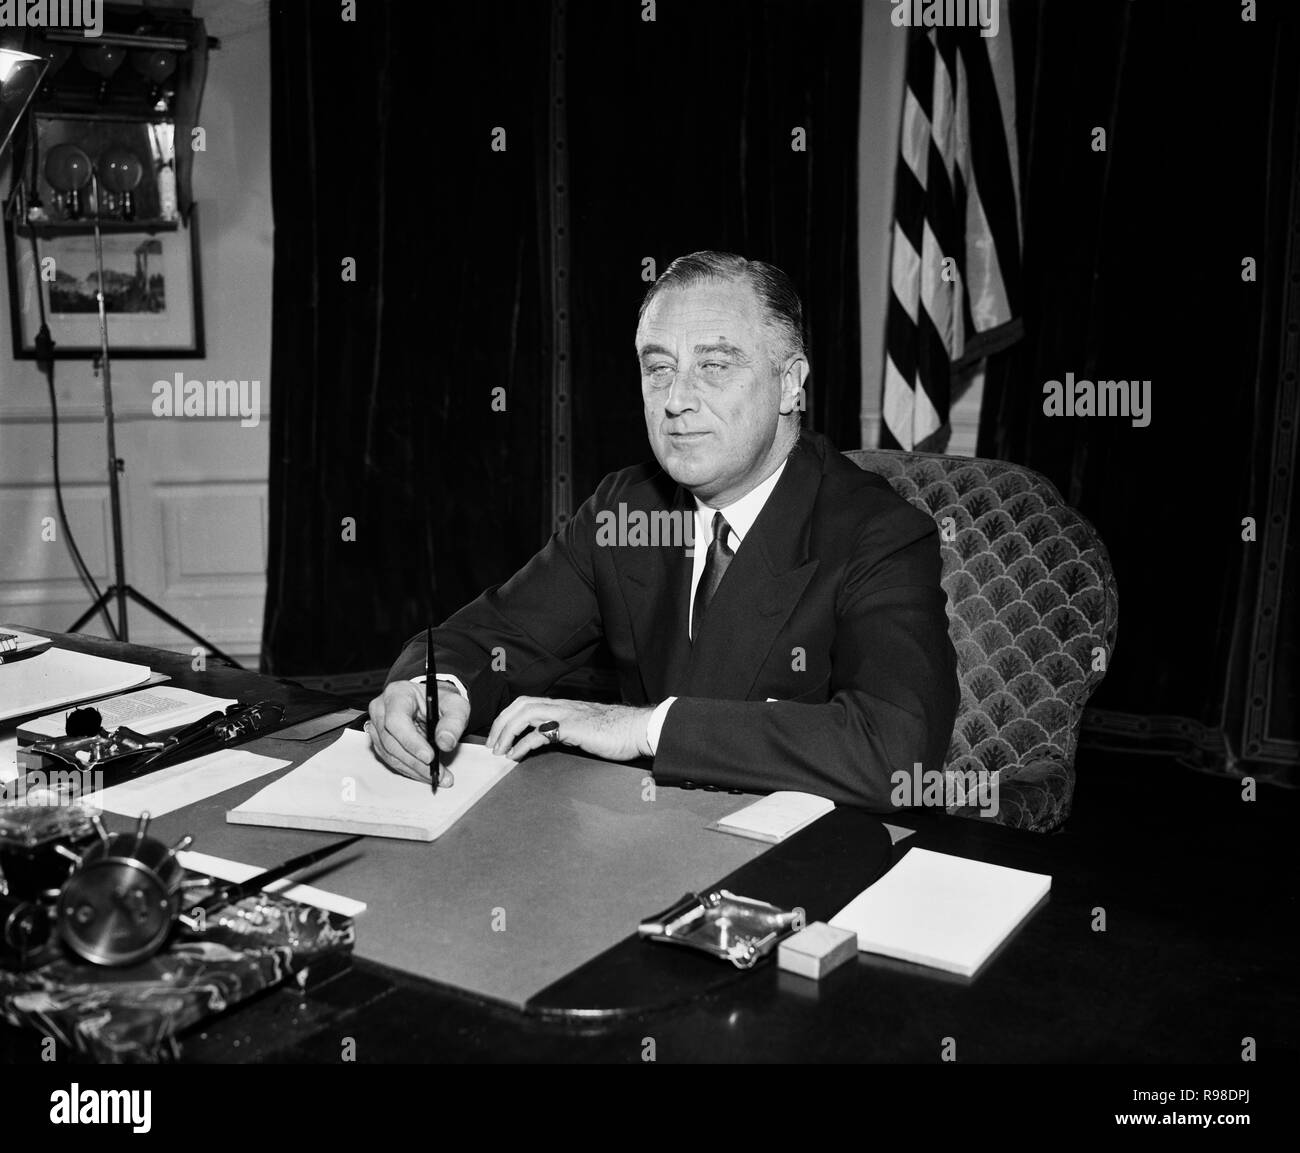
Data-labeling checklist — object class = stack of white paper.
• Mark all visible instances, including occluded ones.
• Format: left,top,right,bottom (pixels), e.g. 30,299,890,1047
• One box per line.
830,847,1051,977
711,791,834,843
227,728,516,842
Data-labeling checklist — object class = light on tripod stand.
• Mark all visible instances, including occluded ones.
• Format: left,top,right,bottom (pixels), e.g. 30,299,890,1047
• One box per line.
0,46,44,85
0,48,48,151
2,41,237,666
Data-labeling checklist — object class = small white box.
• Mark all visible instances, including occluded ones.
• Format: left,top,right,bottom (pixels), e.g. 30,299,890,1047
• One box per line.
777,921,858,980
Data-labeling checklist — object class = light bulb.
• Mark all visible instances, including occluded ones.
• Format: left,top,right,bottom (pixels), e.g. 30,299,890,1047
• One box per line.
130,50,176,85
44,143,93,191
77,44,125,80
100,147,143,194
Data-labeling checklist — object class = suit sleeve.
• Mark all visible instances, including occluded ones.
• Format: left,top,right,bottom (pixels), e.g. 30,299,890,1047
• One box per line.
384,489,606,735
653,505,958,811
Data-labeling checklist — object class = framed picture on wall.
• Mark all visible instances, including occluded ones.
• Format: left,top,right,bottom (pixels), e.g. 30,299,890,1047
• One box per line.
4,209,205,359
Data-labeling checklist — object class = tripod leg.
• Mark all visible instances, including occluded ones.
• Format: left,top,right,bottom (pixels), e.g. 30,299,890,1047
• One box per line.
121,587,244,669
68,588,122,639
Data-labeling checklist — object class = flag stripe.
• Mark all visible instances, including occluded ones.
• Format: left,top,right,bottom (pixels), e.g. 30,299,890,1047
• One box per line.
886,290,919,386
955,34,1022,314
892,150,928,257
904,27,934,120
890,227,921,326
882,24,1023,453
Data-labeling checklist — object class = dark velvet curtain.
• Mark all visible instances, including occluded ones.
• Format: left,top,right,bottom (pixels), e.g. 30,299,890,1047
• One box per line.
263,0,862,677
262,0,549,676
566,0,863,496
978,0,1298,775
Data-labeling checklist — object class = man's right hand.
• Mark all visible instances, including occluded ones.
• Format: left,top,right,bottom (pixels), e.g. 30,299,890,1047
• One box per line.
366,679,469,785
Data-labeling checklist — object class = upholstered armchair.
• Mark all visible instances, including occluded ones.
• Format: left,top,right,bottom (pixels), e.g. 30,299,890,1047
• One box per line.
845,449,1119,834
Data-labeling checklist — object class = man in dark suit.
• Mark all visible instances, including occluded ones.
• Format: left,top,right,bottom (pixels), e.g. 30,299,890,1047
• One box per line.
368,252,958,809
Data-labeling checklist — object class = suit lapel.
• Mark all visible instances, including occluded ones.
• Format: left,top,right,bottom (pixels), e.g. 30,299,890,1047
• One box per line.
617,479,695,701
683,434,822,699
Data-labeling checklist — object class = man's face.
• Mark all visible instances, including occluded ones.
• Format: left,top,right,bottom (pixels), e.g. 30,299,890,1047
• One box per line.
636,279,801,507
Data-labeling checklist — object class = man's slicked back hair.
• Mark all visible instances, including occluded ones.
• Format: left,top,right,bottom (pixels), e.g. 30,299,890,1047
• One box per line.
637,251,807,370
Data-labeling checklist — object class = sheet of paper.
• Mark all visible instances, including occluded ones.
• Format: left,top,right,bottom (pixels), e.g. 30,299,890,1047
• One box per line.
0,733,16,784
19,685,238,739
227,727,516,841
177,849,366,918
88,749,291,818
712,790,835,843
830,847,1051,977
0,647,152,723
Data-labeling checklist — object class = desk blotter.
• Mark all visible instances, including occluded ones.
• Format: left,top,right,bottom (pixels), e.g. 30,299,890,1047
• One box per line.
137,741,772,1010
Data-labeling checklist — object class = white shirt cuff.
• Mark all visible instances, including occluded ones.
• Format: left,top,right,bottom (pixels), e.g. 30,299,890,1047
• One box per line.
410,673,469,701
646,696,677,755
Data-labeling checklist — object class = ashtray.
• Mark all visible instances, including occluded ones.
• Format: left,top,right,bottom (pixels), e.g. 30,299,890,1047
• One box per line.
638,889,804,969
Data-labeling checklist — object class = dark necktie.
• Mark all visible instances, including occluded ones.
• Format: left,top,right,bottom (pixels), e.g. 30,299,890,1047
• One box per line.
691,511,734,640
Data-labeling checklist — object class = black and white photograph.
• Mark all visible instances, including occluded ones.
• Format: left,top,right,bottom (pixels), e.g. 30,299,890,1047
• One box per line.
46,237,166,315
0,0,1293,1125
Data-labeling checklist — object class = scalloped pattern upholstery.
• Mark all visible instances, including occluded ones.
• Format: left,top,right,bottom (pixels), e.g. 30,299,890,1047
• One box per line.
845,449,1119,833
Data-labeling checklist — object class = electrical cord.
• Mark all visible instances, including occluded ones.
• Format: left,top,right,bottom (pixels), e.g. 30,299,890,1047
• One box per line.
31,247,117,639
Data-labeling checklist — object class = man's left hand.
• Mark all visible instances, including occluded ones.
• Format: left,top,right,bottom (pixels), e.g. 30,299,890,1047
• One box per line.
487,697,655,762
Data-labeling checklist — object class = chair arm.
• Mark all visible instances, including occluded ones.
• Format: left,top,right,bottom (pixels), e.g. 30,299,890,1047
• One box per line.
946,757,1075,834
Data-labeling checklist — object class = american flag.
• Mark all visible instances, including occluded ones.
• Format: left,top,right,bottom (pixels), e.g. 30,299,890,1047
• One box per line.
882,24,1023,452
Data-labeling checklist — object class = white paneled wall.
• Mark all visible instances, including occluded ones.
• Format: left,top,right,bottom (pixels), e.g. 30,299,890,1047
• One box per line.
0,405,267,664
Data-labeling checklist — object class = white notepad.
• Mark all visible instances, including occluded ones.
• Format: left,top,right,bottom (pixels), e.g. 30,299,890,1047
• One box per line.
830,847,1051,977
710,791,835,843
227,728,516,841
0,646,151,723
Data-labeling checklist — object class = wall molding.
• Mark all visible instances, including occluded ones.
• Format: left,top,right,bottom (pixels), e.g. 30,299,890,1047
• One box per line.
0,403,272,425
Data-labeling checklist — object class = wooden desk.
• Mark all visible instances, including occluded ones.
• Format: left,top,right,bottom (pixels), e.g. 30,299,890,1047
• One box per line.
1,632,1294,1064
